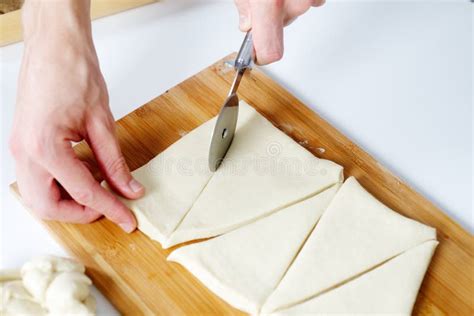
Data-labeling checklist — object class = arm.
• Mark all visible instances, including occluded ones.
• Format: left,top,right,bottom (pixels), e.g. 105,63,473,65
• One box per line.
10,0,144,232
234,0,325,65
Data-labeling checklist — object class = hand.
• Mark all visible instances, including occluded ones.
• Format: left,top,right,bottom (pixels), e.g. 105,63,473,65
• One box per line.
9,0,144,232
234,0,325,64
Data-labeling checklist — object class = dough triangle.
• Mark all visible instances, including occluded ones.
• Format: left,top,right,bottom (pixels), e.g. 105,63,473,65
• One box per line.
112,107,252,245
165,101,343,247
271,240,438,315
111,116,215,244
262,176,436,313
168,184,340,314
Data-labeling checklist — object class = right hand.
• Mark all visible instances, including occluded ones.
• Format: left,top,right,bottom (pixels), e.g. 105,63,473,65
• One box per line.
234,0,325,65
9,0,144,233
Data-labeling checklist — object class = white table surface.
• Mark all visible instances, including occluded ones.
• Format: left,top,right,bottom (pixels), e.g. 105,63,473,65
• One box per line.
1,0,472,314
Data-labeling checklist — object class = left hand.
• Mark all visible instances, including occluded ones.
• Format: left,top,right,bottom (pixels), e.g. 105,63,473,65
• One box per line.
234,0,325,65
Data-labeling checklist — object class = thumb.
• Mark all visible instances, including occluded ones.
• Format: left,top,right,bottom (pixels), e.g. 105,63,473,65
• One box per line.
235,0,251,31
87,114,145,200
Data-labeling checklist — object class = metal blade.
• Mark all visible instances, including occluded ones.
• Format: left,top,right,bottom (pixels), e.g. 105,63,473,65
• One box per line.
208,93,239,171
208,30,253,172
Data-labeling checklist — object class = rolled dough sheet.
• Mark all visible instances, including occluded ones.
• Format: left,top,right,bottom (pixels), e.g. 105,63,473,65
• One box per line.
271,240,438,315
112,100,343,247
165,102,343,247
261,176,437,313
168,184,340,314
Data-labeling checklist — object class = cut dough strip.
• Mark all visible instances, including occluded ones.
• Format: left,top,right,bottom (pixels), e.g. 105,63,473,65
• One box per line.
261,176,437,313
270,240,438,315
168,184,341,314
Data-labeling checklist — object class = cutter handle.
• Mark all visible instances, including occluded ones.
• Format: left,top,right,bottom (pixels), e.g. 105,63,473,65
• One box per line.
235,31,254,70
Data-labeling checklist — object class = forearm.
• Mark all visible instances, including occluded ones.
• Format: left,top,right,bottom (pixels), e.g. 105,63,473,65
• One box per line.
14,1,140,231
22,0,94,52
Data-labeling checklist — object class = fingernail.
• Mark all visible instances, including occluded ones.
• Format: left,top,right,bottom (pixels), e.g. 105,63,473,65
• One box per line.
128,179,144,193
119,222,135,233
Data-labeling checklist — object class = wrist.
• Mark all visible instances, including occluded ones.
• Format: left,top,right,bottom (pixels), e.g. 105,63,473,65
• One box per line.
22,0,94,50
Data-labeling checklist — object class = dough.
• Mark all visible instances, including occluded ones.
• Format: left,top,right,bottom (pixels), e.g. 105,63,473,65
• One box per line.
261,176,437,313
109,102,266,244
22,256,86,303
271,240,438,315
108,116,217,244
168,184,340,314
1,280,45,316
165,101,343,247
0,256,96,316
110,101,343,248
45,271,96,316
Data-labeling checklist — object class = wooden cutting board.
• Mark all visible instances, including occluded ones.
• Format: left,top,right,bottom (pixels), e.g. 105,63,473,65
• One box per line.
10,54,474,315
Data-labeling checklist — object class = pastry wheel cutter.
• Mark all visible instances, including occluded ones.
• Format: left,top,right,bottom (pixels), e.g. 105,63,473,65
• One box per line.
208,31,254,172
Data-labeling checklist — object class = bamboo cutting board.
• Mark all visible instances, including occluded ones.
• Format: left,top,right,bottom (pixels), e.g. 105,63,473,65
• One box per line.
10,54,474,315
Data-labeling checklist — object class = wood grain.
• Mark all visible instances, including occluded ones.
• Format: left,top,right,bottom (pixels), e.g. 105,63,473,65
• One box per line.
0,0,158,47
10,54,474,315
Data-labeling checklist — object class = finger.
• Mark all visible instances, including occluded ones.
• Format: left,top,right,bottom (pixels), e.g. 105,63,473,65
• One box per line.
55,200,102,223
86,112,144,200
285,0,323,16
234,0,251,31
16,158,101,223
249,0,284,65
44,141,137,233
283,0,325,26
283,16,298,27
312,0,325,7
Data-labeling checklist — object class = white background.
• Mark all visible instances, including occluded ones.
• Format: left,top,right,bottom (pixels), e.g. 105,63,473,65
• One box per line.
1,1,472,314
